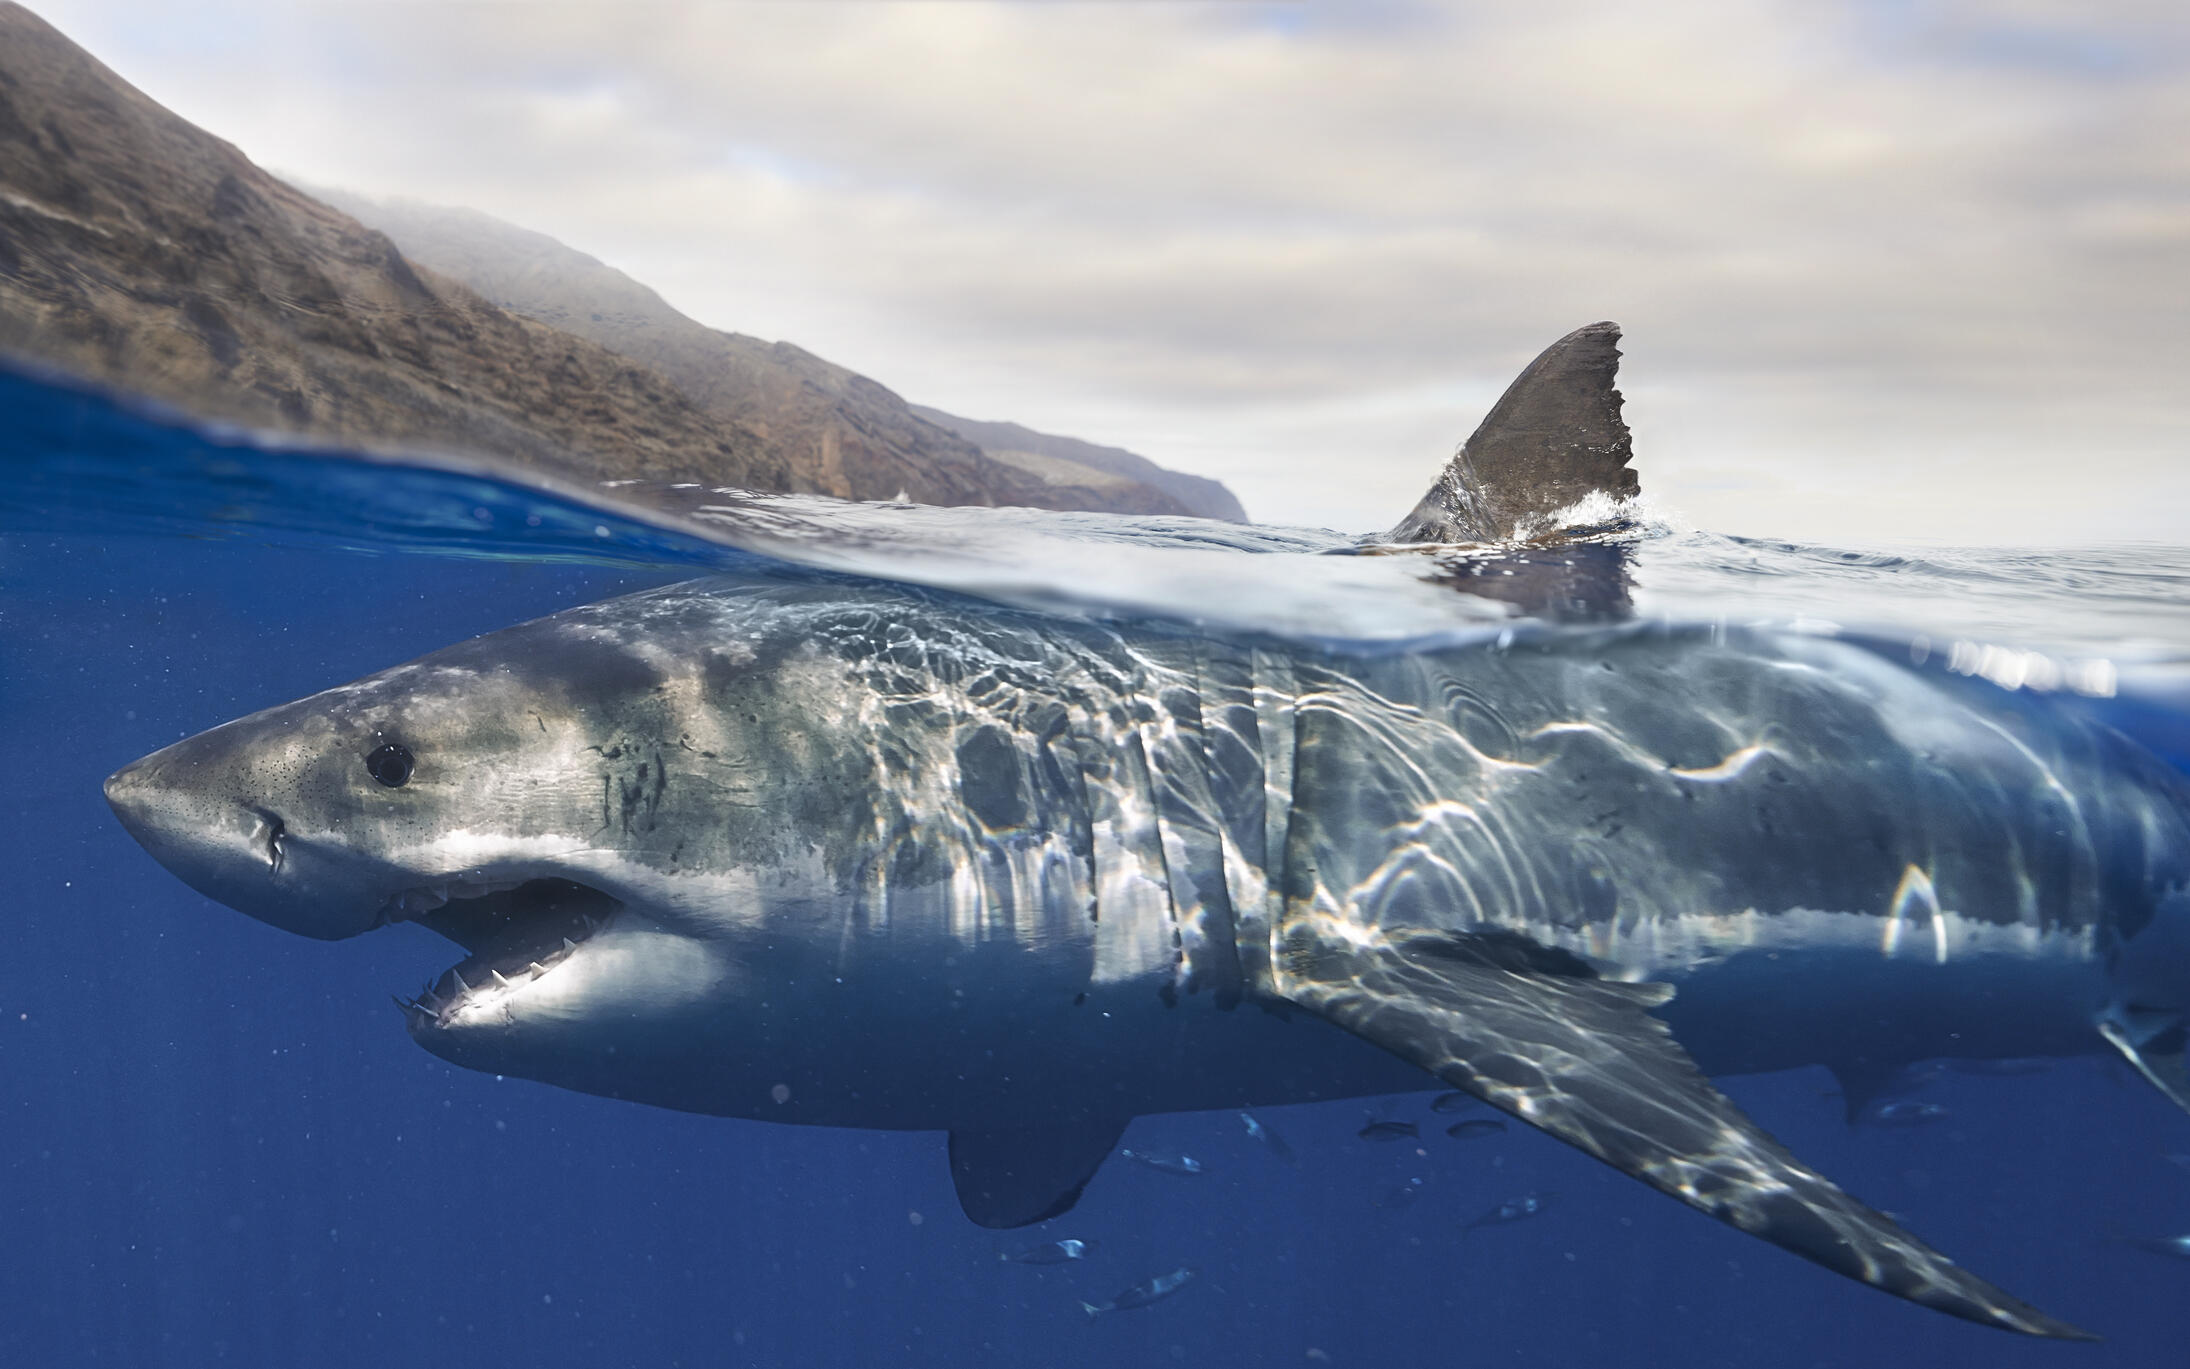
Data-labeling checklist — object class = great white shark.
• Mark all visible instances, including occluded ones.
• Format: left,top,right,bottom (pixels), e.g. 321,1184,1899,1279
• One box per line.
105,324,2190,1340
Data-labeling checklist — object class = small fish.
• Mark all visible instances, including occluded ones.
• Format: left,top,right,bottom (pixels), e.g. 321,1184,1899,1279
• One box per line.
1357,1120,1419,1143
1239,1111,1298,1167
1429,1091,1479,1114
1463,1190,1555,1233
1446,1119,1507,1141
1870,1101,1951,1127
1080,1265,1199,1317
1118,1147,1204,1176
999,1238,1093,1265
2123,1235,2190,1263
1377,1177,1424,1211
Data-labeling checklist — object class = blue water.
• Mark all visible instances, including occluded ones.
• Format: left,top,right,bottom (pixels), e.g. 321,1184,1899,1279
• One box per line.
6,365,2190,1365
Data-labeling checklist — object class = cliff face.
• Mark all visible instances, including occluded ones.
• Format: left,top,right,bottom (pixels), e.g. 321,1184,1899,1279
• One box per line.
0,3,790,491
313,192,1236,517
0,4,1238,518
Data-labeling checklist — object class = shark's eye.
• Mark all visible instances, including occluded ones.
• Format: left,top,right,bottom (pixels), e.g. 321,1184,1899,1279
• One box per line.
366,743,415,788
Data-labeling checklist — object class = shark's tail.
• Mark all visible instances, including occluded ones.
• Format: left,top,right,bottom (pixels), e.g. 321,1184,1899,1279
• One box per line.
1387,321,1637,544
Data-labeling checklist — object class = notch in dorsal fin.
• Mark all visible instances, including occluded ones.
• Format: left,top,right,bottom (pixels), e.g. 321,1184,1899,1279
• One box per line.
1389,322,1638,544
1275,925,2093,1340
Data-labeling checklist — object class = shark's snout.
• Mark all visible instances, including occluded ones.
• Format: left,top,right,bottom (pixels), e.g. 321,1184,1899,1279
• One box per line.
107,749,262,856
103,751,212,858
104,743,356,939
103,757,150,835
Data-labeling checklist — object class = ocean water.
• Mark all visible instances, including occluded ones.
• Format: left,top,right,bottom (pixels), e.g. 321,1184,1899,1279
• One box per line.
6,361,2190,1366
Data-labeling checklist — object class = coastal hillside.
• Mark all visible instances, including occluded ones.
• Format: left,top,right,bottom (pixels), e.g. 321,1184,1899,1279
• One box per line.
0,3,796,491
0,3,1235,517
909,405,1246,522
311,190,1235,517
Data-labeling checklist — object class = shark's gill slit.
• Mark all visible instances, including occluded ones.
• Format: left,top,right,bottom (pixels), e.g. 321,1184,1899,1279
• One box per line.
389,878,622,1026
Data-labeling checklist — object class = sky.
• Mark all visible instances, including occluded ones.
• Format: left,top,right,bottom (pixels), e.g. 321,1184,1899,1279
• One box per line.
28,0,2190,543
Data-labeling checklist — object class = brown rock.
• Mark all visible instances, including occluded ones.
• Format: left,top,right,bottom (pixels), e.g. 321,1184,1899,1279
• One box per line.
0,3,1233,517
309,191,1225,516
0,3,810,492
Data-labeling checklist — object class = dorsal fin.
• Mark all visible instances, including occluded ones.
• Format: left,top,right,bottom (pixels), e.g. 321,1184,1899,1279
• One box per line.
1388,321,1637,543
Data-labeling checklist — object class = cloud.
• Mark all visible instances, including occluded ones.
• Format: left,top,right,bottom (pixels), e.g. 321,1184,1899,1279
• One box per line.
29,0,2190,541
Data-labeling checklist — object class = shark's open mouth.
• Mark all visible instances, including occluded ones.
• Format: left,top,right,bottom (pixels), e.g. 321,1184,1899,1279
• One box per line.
381,878,622,1028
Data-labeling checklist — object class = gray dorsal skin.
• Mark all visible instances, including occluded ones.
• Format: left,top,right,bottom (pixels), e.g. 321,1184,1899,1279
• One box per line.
1387,321,1638,544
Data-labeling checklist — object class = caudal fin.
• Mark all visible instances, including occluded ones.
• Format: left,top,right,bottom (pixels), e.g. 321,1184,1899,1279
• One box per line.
1387,321,1637,544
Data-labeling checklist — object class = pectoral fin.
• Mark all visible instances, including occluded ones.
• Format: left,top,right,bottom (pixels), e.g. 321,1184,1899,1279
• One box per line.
947,1119,1129,1229
1275,924,2092,1340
